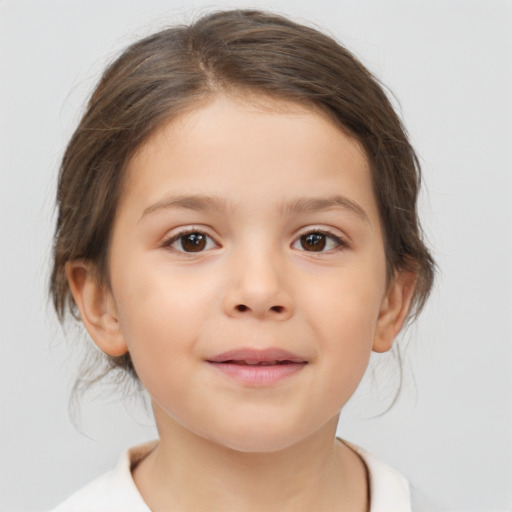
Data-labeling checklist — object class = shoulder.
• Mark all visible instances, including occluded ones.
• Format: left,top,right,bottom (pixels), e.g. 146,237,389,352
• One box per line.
50,442,156,512
346,441,443,512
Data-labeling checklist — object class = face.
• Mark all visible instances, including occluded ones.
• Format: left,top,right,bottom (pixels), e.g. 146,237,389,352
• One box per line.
98,95,401,452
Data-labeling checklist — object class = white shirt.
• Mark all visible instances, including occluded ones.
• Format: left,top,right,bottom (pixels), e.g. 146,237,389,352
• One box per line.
51,441,437,512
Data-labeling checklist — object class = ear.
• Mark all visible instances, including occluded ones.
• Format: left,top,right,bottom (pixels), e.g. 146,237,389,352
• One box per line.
372,271,417,353
65,260,128,357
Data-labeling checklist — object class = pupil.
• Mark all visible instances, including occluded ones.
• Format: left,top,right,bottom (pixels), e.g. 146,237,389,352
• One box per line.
301,233,326,251
182,233,206,252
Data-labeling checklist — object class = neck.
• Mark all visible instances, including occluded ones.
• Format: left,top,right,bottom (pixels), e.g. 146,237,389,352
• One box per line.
132,411,368,512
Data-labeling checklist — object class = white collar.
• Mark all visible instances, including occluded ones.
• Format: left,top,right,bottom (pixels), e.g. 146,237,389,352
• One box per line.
347,442,412,512
53,440,412,512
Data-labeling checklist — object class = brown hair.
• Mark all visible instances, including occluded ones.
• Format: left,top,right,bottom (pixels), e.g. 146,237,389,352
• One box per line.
50,9,435,389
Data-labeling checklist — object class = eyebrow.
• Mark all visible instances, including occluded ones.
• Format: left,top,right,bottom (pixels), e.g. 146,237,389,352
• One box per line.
141,194,230,220
279,195,370,224
140,193,370,224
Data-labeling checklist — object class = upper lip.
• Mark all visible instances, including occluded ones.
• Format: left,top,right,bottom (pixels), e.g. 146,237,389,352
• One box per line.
207,348,308,364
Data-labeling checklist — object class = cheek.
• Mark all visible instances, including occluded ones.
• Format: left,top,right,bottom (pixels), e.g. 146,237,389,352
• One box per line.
301,264,385,391
114,252,214,324
304,260,386,341
320,304,376,381
111,257,217,376
313,306,376,415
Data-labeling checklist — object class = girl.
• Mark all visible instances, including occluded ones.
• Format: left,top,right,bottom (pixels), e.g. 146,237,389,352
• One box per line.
50,9,435,511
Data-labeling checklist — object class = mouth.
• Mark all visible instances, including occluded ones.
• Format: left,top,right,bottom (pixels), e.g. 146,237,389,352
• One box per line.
206,348,308,386
207,347,307,365
219,360,300,366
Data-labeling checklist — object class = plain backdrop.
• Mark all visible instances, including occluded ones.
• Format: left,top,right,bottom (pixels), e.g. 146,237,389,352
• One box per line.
1,1,511,511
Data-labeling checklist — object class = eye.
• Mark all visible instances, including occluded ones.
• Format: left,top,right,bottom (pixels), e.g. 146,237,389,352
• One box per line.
292,231,347,252
164,231,217,253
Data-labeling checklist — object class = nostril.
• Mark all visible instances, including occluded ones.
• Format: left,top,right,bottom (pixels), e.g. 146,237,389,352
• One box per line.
234,304,286,314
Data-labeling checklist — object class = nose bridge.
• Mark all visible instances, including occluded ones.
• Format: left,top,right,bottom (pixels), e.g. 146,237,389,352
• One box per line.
223,236,293,319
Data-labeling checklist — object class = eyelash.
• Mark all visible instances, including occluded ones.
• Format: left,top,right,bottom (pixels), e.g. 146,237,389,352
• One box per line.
162,228,218,253
292,229,349,253
161,228,349,254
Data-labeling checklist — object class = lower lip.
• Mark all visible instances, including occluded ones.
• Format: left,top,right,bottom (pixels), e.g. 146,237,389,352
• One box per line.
208,362,306,386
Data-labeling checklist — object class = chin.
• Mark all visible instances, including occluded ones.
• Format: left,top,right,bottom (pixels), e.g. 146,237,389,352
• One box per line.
201,418,322,454
213,435,301,454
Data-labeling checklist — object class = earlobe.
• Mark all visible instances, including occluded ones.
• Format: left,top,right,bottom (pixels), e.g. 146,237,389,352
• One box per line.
65,260,128,357
373,271,417,353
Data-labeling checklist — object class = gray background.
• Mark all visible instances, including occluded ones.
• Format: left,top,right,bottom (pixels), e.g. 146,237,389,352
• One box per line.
1,1,511,510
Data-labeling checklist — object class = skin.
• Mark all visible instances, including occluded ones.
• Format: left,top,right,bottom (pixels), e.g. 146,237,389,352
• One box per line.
67,94,415,511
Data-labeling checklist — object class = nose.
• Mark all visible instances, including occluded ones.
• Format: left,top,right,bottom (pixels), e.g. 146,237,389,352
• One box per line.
222,249,294,321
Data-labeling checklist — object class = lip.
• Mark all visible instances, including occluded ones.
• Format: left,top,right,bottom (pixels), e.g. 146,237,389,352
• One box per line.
206,348,308,386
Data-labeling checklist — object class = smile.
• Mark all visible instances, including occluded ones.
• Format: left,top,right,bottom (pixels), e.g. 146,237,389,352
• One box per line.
206,348,308,386
224,360,296,366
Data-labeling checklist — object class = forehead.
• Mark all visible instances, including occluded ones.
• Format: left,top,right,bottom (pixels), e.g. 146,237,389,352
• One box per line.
128,91,366,164
119,93,378,225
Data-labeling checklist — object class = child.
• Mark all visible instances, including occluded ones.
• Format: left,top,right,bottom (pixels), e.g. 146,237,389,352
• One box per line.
50,9,435,512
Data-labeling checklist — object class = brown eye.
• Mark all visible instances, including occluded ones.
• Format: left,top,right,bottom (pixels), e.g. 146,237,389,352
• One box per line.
300,233,327,251
166,231,217,253
180,233,207,252
292,231,346,253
